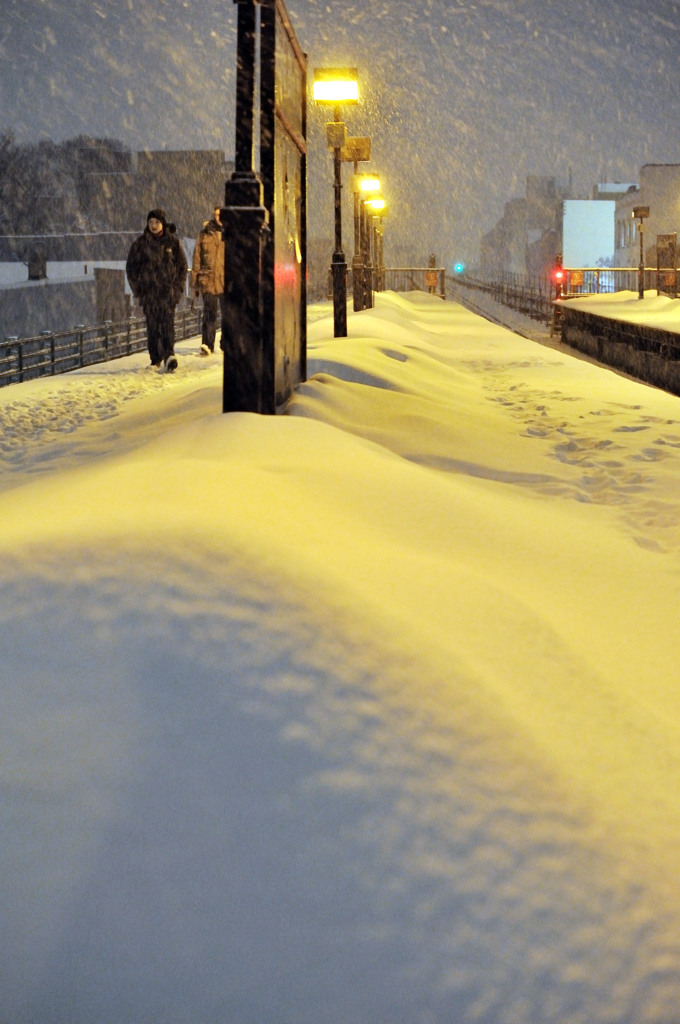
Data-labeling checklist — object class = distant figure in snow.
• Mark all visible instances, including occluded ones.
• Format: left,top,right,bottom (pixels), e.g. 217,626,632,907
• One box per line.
190,205,227,356
126,209,187,373
425,252,438,295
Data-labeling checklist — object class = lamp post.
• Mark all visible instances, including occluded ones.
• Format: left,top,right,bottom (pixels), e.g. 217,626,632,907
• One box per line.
357,175,380,309
632,205,650,300
341,136,371,312
313,68,359,337
365,196,387,292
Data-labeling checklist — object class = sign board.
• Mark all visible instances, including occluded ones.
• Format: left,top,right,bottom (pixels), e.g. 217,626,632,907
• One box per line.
340,136,371,163
259,0,307,412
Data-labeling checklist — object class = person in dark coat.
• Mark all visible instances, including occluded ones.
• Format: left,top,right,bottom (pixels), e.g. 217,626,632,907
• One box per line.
126,209,188,372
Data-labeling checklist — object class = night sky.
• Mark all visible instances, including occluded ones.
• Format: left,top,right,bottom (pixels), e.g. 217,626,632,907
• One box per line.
2,0,679,264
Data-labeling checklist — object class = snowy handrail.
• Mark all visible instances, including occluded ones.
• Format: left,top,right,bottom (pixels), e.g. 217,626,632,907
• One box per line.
0,306,204,388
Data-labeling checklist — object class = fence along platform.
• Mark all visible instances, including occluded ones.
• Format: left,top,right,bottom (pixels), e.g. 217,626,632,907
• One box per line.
0,307,203,388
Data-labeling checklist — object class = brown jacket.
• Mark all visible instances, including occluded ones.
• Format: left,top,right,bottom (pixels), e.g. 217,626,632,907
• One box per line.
190,219,225,295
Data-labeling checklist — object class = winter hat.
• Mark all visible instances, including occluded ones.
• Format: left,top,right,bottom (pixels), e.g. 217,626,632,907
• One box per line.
147,208,167,227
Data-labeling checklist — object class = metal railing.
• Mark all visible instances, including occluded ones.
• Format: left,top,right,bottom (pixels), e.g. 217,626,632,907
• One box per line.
7,264,673,390
378,267,446,298
327,266,447,302
447,267,676,330
0,306,204,388
449,272,555,325
559,267,666,295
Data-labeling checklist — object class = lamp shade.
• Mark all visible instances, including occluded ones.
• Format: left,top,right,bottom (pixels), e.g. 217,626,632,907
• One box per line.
359,176,381,194
313,67,359,104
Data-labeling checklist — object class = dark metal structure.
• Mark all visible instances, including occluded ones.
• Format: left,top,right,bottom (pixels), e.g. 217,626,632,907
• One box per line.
359,196,374,311
342,137,371,312
260,0,308,409
222,0,307,414
330,109,348,337
632,205,650,300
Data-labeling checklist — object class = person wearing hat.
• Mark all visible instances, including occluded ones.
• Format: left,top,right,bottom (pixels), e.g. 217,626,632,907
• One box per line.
190,205,226,356
126,209,188,372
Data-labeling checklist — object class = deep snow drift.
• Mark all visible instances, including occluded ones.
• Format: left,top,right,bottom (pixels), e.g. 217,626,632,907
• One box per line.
2,291,680,1024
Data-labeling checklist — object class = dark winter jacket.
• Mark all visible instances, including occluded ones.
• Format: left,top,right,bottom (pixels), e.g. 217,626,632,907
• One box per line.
190,218,225,296
126,226,188,308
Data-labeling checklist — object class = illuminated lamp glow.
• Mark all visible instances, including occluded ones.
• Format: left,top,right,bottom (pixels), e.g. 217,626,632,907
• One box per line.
313,68,359,104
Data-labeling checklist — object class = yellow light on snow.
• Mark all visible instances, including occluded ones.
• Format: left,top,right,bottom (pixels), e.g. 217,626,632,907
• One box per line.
365,197,386,212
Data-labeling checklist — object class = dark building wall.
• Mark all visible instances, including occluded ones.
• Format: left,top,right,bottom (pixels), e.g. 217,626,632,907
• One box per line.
306,237,333,302
526,228,560,279
480,198,528,278
0,280,98,339
94,268,129,323
76,144,134,176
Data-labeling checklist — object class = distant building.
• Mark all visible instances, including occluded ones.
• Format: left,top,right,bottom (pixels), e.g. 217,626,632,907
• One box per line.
480,176,569,280
614,165,680,268
82,150,234,238
562,200,615,267
0,231,138,269
478,176,659,280
561,184,635,267
590,182,637,201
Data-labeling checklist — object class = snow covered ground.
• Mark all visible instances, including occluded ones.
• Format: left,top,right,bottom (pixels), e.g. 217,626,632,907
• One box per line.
3,290,680,1024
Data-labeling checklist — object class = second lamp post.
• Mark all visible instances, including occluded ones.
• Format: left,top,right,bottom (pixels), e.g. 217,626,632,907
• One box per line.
313,67,359,337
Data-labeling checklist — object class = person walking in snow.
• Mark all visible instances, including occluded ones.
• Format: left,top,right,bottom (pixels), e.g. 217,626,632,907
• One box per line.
126,209,188,372
190,205,226,356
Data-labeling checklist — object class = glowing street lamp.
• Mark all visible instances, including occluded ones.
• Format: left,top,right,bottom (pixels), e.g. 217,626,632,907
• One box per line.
359,176,381,195
313,67,359,337
312,72,359,105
